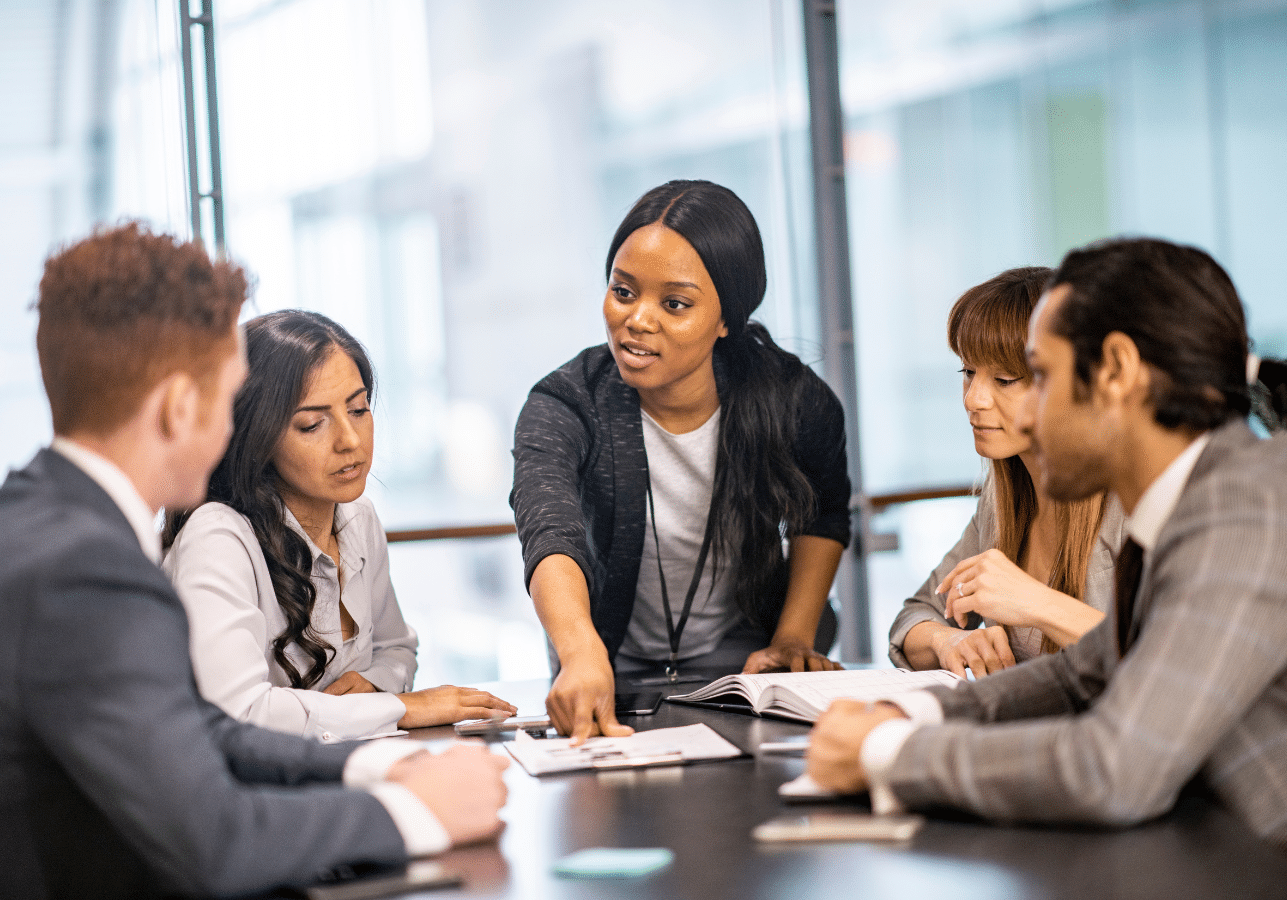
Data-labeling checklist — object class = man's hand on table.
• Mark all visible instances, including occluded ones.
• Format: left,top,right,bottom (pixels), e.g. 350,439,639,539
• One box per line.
807,700,908,794
386,744,510,846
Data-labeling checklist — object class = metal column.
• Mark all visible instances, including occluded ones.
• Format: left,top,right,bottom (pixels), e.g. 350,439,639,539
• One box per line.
179,0,226,252
801,0,871,661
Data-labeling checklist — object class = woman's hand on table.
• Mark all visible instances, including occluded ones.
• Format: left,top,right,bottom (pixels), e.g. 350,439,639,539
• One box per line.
743,640,842,674
545,648,633,745
397,686,517,728
929,622,1015,679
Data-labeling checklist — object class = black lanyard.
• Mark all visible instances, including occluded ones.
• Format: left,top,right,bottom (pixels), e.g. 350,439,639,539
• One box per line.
646,480,716,681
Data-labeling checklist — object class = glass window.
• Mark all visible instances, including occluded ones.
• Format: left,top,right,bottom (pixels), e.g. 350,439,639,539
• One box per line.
210,0,820,683
9,0,1287,675
838,0,1287,653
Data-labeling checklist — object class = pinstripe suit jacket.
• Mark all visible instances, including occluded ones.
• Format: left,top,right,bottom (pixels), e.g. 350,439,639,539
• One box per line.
888,418,1287,849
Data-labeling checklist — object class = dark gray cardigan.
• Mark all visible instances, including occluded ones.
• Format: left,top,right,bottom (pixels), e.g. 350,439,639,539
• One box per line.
510,344,852,661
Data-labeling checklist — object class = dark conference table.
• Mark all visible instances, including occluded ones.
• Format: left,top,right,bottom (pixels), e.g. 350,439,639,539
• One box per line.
395,677,1287,900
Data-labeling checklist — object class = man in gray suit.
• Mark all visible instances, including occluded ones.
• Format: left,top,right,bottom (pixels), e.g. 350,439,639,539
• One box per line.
0,223,508,899
808,237,1287,849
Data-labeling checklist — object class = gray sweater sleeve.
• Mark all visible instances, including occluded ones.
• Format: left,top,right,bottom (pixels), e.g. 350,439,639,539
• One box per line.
887,485,993,668
510,382,598,593
887,486,1126,668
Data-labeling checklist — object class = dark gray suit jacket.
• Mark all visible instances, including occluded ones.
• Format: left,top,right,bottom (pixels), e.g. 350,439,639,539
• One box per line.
0,450,407,899
888,419,1287,849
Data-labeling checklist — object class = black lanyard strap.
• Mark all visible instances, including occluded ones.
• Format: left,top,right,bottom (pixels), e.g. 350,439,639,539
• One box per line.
646,480,716,681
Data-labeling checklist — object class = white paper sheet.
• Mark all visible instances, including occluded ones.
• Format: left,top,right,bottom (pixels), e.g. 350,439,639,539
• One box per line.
506,723,742,776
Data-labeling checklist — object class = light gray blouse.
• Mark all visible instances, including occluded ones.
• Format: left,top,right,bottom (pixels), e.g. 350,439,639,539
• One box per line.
887,477,1125,668
163,496,416,741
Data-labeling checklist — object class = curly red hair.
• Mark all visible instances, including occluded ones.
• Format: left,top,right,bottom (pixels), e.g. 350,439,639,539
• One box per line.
36,222,247,435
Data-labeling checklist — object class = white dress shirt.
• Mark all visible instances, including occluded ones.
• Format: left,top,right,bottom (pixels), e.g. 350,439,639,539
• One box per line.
862,432,1212,814
48,439,449,855
163,497,416,742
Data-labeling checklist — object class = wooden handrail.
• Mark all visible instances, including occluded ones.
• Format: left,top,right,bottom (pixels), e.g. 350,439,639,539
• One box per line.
862,484,976,512
384,484,978,544
386,523,517,543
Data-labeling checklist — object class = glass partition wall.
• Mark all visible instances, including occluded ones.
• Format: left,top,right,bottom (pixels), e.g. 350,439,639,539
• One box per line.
4,0,1287,681
3,0,825,683
840,0,1287,648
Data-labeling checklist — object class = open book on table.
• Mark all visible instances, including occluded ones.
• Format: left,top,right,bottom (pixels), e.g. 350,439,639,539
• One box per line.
666,668,962,724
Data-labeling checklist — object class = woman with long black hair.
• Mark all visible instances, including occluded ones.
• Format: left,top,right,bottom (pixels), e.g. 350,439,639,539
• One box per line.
511,180,852,741
164,310,514,740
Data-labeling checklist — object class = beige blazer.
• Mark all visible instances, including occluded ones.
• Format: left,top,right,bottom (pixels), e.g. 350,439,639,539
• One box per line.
888,472,1125,667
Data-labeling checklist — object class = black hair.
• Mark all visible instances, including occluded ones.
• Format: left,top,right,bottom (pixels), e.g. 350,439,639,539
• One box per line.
163,310,375,689
1048,237,1250,430
606,180,825,632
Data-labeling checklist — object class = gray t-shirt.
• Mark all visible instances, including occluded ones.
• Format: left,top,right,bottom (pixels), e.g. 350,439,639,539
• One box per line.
619,408,738,661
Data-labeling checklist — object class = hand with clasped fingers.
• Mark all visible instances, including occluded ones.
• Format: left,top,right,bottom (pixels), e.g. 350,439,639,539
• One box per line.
905,621,1016,679
806,699,908,794
937,548,1104,650
386,744,511,846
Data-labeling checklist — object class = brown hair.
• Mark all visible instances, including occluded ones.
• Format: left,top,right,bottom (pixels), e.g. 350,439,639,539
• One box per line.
948,267,1106,655
36,222,247,436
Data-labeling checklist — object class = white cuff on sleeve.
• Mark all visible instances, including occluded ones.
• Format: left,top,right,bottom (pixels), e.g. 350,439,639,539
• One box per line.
343,738,429,788
878,689,943,725
861,718,920,815
367,782,451,856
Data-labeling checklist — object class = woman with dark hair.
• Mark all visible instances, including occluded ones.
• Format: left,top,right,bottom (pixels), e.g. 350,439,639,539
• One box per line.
164,310,514,740
888,267,1125,678
511,180,852,740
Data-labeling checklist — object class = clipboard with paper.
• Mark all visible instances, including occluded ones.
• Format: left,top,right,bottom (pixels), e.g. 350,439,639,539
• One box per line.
504,723,742,776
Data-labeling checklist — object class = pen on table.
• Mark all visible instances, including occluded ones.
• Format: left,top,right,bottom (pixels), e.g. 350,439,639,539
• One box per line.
756,741,810,756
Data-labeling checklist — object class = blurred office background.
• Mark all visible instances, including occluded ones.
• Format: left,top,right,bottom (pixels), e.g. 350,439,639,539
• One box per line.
3,0,1285,685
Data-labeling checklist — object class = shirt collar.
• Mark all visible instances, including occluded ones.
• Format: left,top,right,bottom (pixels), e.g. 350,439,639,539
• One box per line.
282,500,366,574
1124,431,1212,552
50,437,162,564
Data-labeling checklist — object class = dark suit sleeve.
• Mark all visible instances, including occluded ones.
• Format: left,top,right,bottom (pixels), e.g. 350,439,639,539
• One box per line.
19,538,407,897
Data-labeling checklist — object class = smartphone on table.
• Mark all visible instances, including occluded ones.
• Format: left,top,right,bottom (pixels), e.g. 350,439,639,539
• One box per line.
614,691,663,716
753,812,924,843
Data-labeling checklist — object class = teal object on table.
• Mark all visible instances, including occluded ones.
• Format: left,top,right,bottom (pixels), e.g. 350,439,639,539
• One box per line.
553,847,674,878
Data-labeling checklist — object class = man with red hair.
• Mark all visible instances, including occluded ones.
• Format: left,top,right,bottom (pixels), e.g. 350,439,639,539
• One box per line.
1,223,508,898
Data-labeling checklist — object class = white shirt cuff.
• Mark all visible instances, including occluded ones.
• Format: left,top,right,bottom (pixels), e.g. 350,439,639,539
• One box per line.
342,738,429,788
367,782,451,856
877,689,943,725
861,718,920,815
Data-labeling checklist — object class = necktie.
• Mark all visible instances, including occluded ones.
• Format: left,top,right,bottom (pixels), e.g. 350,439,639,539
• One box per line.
1115,537,1145,657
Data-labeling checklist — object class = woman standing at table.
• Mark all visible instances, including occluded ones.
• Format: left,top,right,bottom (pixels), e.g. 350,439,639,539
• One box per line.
164,310,514,741
888,267,1124,678
511,180,852,741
